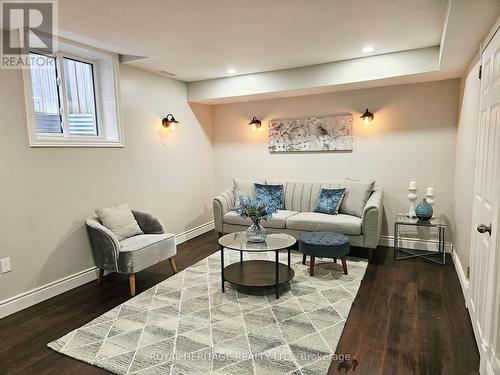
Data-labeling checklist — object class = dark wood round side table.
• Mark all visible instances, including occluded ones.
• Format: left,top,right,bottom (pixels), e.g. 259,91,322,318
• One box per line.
218,232,296,299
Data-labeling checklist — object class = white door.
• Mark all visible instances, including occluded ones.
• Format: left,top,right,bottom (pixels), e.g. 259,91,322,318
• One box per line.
469,25,500,375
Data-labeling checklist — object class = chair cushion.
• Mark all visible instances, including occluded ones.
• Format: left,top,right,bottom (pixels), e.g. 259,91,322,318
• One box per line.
285,212,362,235
118,233,176,274
95,203,143,241
120,233,175,252
223,210,298,229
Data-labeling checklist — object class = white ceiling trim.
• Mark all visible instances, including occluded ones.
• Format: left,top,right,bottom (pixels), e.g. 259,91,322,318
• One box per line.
187,47,440,104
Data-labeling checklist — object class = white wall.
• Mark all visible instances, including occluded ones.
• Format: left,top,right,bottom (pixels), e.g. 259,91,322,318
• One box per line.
212,80,460,240
453,58,481,276
0,66,464,312
0,65,214,302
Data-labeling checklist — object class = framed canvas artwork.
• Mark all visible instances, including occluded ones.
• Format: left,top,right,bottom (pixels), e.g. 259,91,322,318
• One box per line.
268,113,353,152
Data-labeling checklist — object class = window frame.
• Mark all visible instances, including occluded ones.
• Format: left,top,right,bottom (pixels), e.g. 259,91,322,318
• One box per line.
28,51,64,136
23,41,124,148
60,53,101,139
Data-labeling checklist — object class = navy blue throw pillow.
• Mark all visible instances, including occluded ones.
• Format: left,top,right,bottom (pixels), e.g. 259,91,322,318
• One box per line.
314,188,346,215
254,183,284,211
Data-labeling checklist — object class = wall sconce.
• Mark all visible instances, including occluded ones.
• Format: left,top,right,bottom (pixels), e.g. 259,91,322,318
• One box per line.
249,116,262,131
162,114,179,130
360,108,374,125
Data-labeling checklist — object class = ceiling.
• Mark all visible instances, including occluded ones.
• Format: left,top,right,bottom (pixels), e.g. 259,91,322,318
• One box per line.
59,0,448,82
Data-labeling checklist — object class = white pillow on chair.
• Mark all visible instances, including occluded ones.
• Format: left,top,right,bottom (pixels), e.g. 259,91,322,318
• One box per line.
95,203,143,241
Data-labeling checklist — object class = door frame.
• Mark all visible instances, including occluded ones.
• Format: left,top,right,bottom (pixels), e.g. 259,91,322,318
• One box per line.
484,19,500,375
472,19,500,375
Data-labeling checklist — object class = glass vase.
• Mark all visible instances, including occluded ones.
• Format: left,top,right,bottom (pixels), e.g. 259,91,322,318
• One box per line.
246,222,267,242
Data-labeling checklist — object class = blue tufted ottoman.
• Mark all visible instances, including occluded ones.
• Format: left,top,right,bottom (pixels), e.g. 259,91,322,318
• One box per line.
299,232,350,276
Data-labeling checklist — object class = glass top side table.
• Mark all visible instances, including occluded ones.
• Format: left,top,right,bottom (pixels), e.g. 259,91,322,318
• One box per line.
394,214,446,264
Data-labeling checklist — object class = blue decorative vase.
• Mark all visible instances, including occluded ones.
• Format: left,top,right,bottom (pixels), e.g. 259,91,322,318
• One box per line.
246,221,267,242
415,198,433,220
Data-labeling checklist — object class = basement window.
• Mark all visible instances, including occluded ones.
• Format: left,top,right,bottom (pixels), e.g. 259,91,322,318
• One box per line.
23,40,123,147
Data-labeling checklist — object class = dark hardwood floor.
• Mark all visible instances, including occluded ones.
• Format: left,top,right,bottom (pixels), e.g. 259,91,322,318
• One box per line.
331,247,479,375
0,231,478,375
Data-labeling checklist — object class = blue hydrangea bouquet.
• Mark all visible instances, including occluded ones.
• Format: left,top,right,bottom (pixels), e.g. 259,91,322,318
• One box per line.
234,196,278,242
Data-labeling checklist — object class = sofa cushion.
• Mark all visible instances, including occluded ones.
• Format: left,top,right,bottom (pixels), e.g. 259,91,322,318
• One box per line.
255,183,284,209
224,210,298,229
233,178,266,208
313,188,346,215
340,179,375,217
285,212,362,235
120,233,175,252
268,182,343,212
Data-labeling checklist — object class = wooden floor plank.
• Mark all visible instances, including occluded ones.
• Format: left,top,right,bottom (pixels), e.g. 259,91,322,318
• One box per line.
0,231,479,374
330,246,479,374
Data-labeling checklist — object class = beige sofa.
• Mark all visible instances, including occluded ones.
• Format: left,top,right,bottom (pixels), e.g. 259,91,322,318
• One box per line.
213,181,383,262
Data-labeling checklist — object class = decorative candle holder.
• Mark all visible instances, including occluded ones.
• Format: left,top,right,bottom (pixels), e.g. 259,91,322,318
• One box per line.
426,187,435,206
426,188,435,218
426,193,435,206
407,188,417,218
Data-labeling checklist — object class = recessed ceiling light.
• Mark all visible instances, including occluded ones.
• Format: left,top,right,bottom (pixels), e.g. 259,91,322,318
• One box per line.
362,46,375,53
227,68,237,74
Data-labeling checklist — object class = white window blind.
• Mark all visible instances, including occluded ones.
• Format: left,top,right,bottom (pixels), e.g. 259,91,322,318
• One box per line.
30,53,63,134
63,57,98,136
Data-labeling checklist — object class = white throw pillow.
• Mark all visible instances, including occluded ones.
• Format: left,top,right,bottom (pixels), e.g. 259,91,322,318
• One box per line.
232,178,266,207
95,203,143,241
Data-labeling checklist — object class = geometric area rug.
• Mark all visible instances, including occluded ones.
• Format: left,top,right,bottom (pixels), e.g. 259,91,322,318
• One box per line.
48,250,367,375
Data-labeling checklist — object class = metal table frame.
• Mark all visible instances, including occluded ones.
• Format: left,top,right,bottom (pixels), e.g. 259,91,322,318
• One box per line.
221,247,291,299
218,232,296,299
394,215,446,265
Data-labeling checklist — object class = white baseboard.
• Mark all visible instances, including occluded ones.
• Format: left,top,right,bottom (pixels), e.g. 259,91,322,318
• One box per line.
175,221,215,245
0,267,99,319
0,221,215,319
379,235,453,253
451,249,469,306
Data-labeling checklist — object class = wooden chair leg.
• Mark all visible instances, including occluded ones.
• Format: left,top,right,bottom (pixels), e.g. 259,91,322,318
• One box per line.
97,269,104,285
302,254,307,265
341,257,348,275
368,248,375,264
129,273,136,296
169,257,178,274
310,256,315,276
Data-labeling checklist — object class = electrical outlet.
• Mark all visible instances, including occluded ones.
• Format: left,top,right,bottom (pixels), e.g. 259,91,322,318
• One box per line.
1,257,12,273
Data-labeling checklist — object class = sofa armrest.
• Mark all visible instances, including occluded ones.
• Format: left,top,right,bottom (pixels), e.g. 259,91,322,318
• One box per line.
213,187,235,234
361,188,384,248
132,210,165,234
85,217,120,271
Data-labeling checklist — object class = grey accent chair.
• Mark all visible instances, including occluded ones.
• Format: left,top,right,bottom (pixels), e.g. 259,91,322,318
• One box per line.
85,210,177,296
